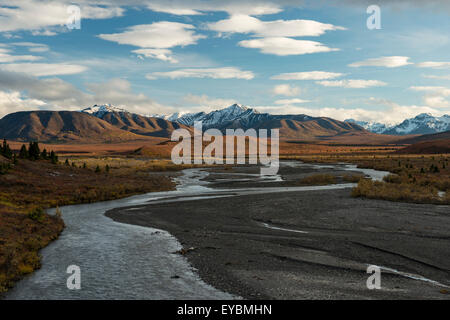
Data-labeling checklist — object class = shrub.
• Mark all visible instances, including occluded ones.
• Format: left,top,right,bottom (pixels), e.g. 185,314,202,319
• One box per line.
383,174,402,184
298,174,336,185
343,174,364,183
28,207,45,222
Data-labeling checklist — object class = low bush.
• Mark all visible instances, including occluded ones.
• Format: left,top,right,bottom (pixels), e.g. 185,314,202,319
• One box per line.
297,174,336,186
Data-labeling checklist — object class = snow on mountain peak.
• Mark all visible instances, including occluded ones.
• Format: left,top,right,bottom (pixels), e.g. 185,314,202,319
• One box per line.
82,104,128,116
346,113,450,135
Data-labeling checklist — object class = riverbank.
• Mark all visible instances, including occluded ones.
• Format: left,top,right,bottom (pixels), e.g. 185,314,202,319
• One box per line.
106,164,450,299
296,154,450,204
0,157,176,294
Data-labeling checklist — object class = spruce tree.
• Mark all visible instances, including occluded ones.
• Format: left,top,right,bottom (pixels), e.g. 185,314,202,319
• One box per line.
19,144,28,159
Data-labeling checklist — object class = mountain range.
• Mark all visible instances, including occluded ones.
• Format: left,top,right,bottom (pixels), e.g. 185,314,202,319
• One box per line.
345,113,450,135
0,103,449,143
156,104,366,139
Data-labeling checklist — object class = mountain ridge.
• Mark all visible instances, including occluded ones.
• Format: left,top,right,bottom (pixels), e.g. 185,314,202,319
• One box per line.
345,113,450,135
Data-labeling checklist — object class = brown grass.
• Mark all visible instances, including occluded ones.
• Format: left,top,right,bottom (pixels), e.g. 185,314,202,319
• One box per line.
297,174,336,186
351,179,445,204
0,157,176,293
299,153,450,204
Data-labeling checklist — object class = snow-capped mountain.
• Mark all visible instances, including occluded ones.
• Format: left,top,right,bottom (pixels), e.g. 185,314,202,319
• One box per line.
344,119,388,134
80,104,187,138
345,113,450,135
78,103,365,139
81,104,128,117
163,104,256,128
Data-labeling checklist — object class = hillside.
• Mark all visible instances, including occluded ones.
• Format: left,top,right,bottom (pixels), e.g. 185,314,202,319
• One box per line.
396,139,450,154
82,105,190,137
395,130,450,144
0,111,143,143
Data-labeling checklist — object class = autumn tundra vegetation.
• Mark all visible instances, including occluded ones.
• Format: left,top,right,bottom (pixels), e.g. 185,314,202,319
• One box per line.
0,137,449,294
0,140,177,293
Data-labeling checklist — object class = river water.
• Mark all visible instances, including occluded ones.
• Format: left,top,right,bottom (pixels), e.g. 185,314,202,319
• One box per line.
5,161,389,300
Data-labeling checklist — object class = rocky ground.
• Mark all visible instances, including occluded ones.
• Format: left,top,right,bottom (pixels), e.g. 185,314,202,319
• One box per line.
106,164,450,299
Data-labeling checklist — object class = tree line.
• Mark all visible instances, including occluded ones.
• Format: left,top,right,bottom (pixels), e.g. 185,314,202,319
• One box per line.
1,139,59,165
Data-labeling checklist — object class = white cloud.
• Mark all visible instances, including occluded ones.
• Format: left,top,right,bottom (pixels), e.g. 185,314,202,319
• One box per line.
410,86,450,95
274,98,309,105
132,48,178,63
349,56,412,68
422,74,450,80
238,37,339,56
416,61,450,69
146,67,254,80
254,103,449,125
410,86,450,108
0,48,42,63
317,79,387,88
271,71,343,80
207,15,345,37
0,90,47,118
98,22,205,63
0,1,124,33
98,22,204,49
11,42,50,53
0,69,169,116
146,0,282,15
182,94,237,111
0,63,87,76
272,84,301,96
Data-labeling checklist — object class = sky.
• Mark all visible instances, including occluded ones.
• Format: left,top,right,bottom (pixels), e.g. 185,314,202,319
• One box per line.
0,0,450,125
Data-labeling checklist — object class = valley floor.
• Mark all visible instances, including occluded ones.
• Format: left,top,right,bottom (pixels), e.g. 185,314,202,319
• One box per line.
106,164,450,299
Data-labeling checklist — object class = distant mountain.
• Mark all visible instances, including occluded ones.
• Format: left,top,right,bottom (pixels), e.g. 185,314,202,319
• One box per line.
343,119,388,134
345,113,450,135
81,104,190,138
0,111,141,142
159,104,366,139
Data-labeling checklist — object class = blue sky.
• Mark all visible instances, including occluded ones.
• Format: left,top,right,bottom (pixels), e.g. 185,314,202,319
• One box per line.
0,0,449,124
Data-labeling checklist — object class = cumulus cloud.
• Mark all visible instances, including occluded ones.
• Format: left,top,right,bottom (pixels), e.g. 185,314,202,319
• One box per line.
317,79,387,88
254,103,449,125
146,67,254,80
271,71,343,80
349,56,412,68
207,15,345,37
416,61,450,69
238,37,339,56
410,86,450,108
0,63,87,76
0,90,47,118
0,69,169,116
272,84,301,96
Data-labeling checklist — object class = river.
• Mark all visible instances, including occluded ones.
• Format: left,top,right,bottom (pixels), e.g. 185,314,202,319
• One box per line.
5,161,390,299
